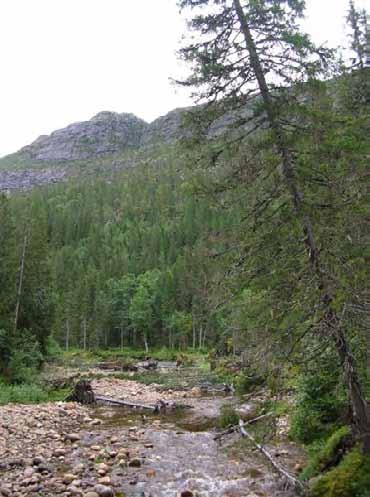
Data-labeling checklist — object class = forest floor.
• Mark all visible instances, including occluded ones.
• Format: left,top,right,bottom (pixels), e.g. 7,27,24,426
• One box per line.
0,362,305,497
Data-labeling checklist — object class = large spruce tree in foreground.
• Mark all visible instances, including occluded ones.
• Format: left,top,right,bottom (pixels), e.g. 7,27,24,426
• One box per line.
178,0,370,449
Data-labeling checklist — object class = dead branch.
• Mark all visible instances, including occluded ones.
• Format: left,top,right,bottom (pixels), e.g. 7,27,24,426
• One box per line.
95,395,156,410
238,419,305,494
95,395,193,413
214,412,273,440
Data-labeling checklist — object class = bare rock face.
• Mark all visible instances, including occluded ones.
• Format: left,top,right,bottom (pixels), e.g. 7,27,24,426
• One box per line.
20,112,149,161
142,107,193,146
0,104,258,192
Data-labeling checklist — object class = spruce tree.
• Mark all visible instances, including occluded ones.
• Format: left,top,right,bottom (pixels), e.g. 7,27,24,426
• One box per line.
178,0,370,447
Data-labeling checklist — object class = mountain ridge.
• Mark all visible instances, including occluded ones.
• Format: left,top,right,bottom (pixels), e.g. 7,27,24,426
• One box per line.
16,109,186,162
0,102,252,191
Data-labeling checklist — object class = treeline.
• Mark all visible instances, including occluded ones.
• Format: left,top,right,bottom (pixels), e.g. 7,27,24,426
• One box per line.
0,147,242,378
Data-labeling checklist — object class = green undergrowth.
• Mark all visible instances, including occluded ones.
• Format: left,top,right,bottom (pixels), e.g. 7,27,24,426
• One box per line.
61,347,208,366
309,446,370,497
218,405,239,428
0,382,69,405
301,426,351,481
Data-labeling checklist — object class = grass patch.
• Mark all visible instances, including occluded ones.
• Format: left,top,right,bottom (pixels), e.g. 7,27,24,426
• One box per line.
0,381,70,405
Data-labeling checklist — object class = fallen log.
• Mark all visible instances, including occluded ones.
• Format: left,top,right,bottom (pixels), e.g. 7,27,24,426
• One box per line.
95,394,156,410
95,394,193,413
238,419,305,494
135,359,158,370
214,412,273,440
96,361,139,372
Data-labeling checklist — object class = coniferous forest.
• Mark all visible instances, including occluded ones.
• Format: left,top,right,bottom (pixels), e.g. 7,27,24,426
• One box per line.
0,1,369,496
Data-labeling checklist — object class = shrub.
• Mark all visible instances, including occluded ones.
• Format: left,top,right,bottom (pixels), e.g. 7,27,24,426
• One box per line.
310,447,370,497
218,405,239,428
301,426,351,480
7,332,43,384
291,354,346,444
45,336,63,361
234,368,265,394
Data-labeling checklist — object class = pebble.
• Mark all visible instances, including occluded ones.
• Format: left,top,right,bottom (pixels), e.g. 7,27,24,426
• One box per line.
94,484,114,497
181,491,194,497
66,433,81,442
63,473,76,484
23,467,35,478
54,448,66,457
98,476,111,485
0,486,11,497
128,458,141,467
68,484,82,495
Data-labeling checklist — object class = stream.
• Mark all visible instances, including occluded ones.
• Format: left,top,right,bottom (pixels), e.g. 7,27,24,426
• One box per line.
85,400,298,497
0,364,304,497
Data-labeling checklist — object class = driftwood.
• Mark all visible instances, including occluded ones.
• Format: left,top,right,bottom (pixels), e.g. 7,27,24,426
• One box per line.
96,394,156,410
214,412,273,440
135,359,158,370
96,361,139,372
95,394,191,413
96,362,125,371
67,379,191,412
238,419,305,494
65,380,95,404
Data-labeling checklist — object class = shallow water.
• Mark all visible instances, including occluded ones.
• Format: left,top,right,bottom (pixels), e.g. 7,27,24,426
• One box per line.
88,396,298,497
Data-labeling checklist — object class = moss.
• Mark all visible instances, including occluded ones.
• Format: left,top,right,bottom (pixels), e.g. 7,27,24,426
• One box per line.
301,426,351,480
310,447,370,497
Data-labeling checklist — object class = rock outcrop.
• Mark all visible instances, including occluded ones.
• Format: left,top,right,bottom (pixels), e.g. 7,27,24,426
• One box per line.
0,103,257,191
19,112,148,161
142,107,192,146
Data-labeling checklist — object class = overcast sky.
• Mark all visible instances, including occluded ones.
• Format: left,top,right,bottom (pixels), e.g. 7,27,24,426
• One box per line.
0,0,367,157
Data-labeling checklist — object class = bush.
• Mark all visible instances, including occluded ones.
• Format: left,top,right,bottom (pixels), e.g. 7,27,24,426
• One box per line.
291,354,346,444
45,336,63,361
176,352,195,366
218,405,239,428
310,447,370,497
301,426,351,480
7,332,43,384
234,369,265,394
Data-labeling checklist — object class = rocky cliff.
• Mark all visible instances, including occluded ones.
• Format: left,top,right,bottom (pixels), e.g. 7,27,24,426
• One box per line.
13,107,197,164
19,111,148,161
0,104,252,191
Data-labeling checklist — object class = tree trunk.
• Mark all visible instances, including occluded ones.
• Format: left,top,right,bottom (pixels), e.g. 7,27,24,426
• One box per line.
233,0,370,448
120,326,124,350
82,319,87,351
192,313,196,349
198,325,203,350
143,334,149,354
14,228,29,334
65,319,70,351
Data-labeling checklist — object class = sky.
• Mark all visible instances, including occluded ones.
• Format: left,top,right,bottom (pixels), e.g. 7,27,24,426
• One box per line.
0,0,367,157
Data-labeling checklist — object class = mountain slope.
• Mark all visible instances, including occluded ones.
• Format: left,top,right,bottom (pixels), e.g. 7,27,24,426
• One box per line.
19,112,148,161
